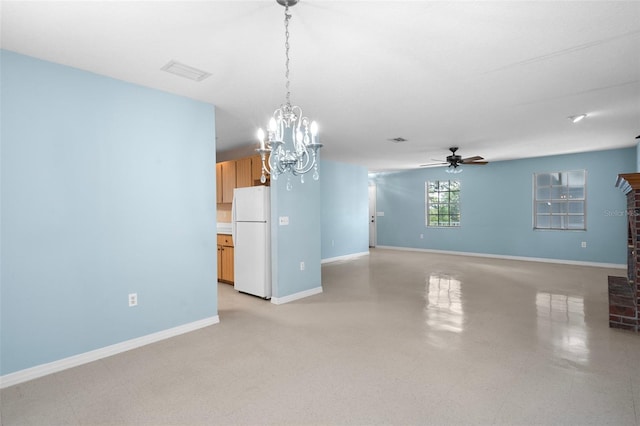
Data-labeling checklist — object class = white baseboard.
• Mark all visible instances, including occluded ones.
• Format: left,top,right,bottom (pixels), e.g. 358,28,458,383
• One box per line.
0,315,220,389
375,245,626,269
271,286,323,305
321,251,369,264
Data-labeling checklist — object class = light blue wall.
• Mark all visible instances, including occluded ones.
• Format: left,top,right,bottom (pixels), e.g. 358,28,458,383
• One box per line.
372,148,634,265
0,51,217,375
270,168,322,298
320,160,369,260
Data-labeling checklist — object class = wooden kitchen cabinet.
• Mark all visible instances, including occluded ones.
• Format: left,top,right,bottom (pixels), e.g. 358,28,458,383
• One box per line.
216,155,269,205
235,157,253,188
221,246,234,283
217,244,223,280
217,234,233,247
216,163,223,203
217,234,234,284
220,161,236,203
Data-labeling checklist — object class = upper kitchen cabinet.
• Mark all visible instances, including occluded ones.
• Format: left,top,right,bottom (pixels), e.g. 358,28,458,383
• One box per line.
216,155,270,204
216,160,236,204
236,157,253,188
216,163,223,204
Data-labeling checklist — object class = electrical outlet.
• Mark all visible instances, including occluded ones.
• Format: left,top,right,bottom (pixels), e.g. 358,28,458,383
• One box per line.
279,216,289,226
581,241,587,248
128,293,138,307
420,234,424,239
300,261,305,271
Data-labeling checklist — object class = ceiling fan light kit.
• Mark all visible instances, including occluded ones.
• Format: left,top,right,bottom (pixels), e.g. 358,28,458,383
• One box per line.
445,147,463,173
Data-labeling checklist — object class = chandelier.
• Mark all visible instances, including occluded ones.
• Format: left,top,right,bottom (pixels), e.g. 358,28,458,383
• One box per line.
256,0,322,191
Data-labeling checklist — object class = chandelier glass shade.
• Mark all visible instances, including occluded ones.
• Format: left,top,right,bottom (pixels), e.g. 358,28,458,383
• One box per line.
256,0,322,191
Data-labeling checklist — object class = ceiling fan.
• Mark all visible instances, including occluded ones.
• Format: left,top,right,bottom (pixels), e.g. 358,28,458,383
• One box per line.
420,147,488,170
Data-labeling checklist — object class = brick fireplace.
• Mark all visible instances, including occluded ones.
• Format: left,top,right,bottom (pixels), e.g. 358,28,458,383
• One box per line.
609,173,640,331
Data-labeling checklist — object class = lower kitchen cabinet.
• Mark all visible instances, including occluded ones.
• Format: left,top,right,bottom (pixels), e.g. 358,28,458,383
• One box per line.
217,234,234,284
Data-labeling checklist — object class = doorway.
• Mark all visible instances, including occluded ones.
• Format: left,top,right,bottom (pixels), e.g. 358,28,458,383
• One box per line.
368,185,376,248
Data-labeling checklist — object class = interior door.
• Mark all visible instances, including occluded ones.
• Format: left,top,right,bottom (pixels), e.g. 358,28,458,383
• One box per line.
368,185,376,247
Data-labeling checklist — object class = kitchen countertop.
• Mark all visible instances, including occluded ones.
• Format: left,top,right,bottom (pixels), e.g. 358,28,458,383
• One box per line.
217,222,232,235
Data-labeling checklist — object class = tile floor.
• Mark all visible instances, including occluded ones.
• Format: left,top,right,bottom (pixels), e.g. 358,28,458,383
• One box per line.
2,248,640,425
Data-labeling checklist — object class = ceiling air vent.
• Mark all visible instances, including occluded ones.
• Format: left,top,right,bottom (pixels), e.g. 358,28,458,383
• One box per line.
161,60,211,82
389,137,408,143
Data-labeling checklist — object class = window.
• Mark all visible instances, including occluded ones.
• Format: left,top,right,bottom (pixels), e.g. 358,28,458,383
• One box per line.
426,180,460,227
534,170,586,230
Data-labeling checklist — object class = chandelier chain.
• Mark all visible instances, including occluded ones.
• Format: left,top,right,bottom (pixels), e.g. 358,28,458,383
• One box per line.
255,0,323,189
284,4,291,106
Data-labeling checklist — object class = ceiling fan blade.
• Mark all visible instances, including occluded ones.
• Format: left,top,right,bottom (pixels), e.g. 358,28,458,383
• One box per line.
422,151,488,168
420,162,447,167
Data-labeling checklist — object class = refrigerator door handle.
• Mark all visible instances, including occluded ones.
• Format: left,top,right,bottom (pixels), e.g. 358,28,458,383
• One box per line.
231,192,237,243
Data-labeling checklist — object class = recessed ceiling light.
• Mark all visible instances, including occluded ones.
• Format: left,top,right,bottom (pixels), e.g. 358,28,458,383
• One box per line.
161,60,211,82
568,114,587,123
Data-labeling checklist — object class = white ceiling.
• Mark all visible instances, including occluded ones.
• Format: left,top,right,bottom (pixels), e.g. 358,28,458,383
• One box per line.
2,0,639,172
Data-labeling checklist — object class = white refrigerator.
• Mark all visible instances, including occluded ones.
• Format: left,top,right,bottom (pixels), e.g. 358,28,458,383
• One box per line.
232,186,271,299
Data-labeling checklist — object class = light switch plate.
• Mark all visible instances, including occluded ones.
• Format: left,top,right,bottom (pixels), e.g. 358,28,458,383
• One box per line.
279,216,289,225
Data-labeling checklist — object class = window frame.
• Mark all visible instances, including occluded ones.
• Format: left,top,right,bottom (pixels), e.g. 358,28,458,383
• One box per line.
425,180,461,228
533,170,587,231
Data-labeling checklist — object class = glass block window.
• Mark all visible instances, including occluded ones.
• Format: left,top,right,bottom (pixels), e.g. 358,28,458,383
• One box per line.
426,180,460,227
534,170,586,230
